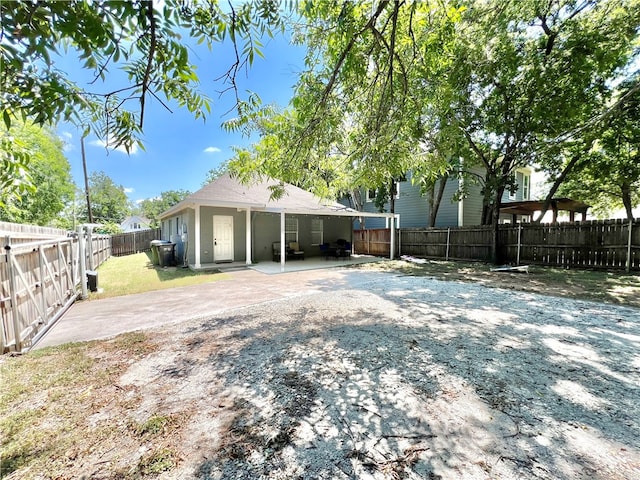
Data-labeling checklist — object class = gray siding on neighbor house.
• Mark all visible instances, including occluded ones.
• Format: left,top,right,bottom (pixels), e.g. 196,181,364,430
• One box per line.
341,167,534,231
462,179,484,226
351,172,465,229
434,178,461,227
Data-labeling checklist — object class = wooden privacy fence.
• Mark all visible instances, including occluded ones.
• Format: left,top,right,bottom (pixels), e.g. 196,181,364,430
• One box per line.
397,218,639,271
111,228,161,257
353,228,392,256
1,227,111,353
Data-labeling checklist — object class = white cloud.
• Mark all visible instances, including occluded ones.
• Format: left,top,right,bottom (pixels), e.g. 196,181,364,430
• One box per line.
60,131,75,152
90,138,139,155
124,187,135,194
203,146,221,154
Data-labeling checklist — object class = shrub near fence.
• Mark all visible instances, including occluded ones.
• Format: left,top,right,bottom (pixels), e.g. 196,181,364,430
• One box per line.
111,228,161,256
397,218,639,271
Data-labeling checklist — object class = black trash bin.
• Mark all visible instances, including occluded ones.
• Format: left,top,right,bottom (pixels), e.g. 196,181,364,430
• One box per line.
157,242,176,267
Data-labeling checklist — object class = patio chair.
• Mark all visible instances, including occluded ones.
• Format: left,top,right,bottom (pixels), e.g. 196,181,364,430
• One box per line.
288,242,305,260
335,239,352,259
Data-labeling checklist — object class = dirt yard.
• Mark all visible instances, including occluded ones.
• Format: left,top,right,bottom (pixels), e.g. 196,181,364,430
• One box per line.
2,265,639,479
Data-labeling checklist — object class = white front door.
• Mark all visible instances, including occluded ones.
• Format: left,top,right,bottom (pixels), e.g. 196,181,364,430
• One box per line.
213,215,234,262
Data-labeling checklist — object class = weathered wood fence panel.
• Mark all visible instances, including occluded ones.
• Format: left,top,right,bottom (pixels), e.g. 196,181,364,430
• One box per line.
397,218,639,271
111,228,160,257
1,225,111,353
353,228,391,256
0,221,68,245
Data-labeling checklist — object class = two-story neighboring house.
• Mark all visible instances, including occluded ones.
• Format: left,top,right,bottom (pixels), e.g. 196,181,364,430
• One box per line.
347,167,533,229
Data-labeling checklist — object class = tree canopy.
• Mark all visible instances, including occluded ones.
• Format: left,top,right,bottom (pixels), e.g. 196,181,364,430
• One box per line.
228,0,639,260
82,171,130,225
3,0,639,244
138,189,191,227
0,121,75,224
1,0,284,199
558,80,640,220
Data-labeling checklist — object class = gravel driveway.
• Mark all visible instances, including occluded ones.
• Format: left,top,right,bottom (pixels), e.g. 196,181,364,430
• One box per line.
106,269,640,479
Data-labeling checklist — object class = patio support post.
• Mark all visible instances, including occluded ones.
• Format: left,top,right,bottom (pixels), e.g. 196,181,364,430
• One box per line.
280,212,286,272
194,206,201,268
245,208,252,265
389,215,395,260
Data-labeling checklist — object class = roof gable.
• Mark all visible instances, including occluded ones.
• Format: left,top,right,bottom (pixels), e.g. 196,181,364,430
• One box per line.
189,173,340,209
160,173,384,218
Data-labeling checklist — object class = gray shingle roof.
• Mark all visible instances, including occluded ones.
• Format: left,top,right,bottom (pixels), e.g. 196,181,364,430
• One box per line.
160,173,388,218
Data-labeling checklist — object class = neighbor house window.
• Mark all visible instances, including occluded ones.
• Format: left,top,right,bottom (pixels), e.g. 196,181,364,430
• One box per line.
366,189,376,203
523,174,530,200
366,187,399,203
311,219,323,245
285,217,298,243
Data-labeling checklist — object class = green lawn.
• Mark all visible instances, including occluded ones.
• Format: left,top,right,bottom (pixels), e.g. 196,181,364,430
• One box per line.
89,252,229,299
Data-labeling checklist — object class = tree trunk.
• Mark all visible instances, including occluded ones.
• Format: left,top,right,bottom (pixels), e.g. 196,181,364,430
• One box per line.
389,179,396,215
490,184,506,264
350,189,365,229
621,184,634,221
534,153,584,223
429,176,448,227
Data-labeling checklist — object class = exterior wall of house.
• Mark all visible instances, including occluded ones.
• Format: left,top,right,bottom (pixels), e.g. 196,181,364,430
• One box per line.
197,206,248,263
435,178,463,227
121,215,152,232
252,212,353,261
350,172,463,229
349,166,533,229
161,209,196,264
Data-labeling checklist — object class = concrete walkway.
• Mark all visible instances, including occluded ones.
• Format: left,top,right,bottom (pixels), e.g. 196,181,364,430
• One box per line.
34,265,386,349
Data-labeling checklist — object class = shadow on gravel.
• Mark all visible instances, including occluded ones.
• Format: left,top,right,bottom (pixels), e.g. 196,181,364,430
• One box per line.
162,273,639,479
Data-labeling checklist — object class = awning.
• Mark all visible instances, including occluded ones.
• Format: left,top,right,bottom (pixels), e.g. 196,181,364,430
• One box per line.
500,198,590,222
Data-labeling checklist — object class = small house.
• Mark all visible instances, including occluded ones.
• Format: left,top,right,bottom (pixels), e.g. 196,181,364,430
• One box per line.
159,173,394,269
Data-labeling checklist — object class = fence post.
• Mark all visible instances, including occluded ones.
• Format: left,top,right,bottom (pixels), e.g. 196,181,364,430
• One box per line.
78,226,88,300
86,227,94,271
627,218,634,274
38,245,47,325
4,236,21,351
446,228,450,261
517,224,522,266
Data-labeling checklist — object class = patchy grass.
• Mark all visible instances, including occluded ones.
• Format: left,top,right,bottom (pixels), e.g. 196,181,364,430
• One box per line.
358,259,640,308
0,332,186,479
89,252,229,299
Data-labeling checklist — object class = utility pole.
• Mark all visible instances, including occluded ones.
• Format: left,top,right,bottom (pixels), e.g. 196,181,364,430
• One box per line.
81,135,93,223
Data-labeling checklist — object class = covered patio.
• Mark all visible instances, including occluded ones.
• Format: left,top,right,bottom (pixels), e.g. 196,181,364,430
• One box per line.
160,174,396,272
500,198,590,223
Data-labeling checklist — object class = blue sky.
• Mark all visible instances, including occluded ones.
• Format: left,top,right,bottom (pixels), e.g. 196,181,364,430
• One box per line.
56,32,306,204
